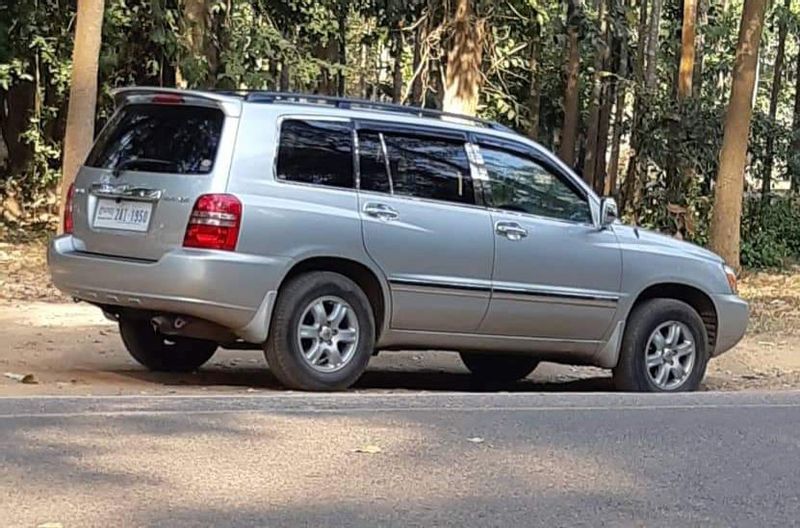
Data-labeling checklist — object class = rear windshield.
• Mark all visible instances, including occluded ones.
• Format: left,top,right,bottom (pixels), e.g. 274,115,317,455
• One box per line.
85,104,224,174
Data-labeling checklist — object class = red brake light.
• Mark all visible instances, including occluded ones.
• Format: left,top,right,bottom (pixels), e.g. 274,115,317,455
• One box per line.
151,94,185,104
63,182,75,234
183,194,242,251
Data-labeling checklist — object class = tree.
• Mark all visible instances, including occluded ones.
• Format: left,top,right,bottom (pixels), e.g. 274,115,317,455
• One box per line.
558,0,582,166
583,0,609,189
443,0,484,116
709,0,768,270
644,0,663,91
761,0,791,196
527,21,542,140
59,0,105,229
790,41,800,192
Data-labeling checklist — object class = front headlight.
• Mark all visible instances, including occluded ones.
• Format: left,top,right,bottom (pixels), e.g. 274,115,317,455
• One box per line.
723,264,737,294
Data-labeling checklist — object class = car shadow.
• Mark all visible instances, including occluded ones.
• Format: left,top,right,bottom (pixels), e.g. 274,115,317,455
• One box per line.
108,365,614,393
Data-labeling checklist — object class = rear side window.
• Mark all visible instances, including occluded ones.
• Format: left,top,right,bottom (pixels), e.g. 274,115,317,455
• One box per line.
358,131,391,193
276,119,354,189
382,134,473,205
86,104,224,174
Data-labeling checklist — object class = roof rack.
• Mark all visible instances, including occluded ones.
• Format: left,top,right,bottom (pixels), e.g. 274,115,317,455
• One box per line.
232,91,513,133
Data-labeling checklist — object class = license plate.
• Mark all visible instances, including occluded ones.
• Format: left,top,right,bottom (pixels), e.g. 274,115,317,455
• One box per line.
93,199,153,232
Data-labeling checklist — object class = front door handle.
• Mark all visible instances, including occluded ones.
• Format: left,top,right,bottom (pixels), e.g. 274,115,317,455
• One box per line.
363,202,399,221
495,221,528,240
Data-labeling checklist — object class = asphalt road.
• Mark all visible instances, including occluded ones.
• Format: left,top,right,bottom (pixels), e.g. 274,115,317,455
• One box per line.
3,391,800,527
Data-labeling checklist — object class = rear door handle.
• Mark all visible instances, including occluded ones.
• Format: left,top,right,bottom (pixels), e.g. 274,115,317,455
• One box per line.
495,221,528,240
363,202,399,221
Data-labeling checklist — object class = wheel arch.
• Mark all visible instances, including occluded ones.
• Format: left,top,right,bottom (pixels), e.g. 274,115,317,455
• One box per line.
629,282,718,351
278,256,390,340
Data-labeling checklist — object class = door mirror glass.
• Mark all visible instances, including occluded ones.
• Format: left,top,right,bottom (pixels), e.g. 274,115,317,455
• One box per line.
600,197,618,228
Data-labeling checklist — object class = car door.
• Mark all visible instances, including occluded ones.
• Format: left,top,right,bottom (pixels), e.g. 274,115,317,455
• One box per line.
356,123,494,333
474,135,622,343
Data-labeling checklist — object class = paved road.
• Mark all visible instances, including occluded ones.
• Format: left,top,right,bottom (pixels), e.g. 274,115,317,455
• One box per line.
3,391,800,527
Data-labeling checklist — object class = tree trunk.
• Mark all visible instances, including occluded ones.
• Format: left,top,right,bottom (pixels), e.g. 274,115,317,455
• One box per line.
392,22,404,103
619,0,648,213
0,81,36,175
789,41,800,192
182,0,219,88
280,61,290,91
666,0,697,207
607,0,630,196
692,0,707,98
443,0,484,116
583,0,609,188
677,0,696,99
411,24,424,105
527,22,542,140
709,0,767,270
761,0,791,196
644,0,663,91
559,0,582,166
59,0,104,231
336,0,348,96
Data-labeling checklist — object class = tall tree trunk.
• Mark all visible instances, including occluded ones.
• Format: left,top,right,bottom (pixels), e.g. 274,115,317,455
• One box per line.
411,25,424,104
443,0,484,115
709,0,767,270
0,81,36,175
644,0,663,91
583,0,609,188
182,0,218,88
789,42,800,192
279,61,290,91
619,0,648,213
527,22,542,140
559,0,582,166
59,0,105,230
528,22,542,141
692,0,707,98
761,0,791,196
607,0,630,196
677,0,696,99
336,0,348,96
666,0,697,207
392,22,404,103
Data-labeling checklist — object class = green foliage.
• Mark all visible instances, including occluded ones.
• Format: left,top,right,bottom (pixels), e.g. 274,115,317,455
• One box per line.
741,195,800,269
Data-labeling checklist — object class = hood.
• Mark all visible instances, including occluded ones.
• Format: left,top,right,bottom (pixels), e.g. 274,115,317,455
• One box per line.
613,224,724,264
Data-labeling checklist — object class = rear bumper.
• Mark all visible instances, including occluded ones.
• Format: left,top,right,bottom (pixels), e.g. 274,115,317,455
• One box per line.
48,235,288,342
711,293,749,357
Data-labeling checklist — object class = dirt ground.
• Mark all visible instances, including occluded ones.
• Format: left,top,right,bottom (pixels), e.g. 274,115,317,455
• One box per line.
1,239,799,395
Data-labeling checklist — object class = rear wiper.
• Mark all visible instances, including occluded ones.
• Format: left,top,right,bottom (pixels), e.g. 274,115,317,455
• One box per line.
112,157,178,176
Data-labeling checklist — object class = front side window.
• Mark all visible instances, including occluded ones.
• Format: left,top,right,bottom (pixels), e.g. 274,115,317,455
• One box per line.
382,134,473,205
86,104,224,174
276,119,353,189
480,147,591,224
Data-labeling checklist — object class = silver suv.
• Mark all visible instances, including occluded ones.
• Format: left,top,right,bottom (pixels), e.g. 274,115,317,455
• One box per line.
48,88,748,392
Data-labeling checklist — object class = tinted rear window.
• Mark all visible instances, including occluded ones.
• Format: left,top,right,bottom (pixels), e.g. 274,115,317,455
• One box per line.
85,104,224,174
276,119,354,189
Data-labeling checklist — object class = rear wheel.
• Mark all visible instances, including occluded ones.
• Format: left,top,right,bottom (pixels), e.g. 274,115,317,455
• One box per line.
265,271,375,391
459,352,539,383
119,318,217,372
613,298,709,392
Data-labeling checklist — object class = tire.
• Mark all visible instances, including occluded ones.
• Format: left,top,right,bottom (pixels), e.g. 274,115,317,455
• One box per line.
459,352,539,383
613,298,709,392
119,318,217,372
265,271,375,391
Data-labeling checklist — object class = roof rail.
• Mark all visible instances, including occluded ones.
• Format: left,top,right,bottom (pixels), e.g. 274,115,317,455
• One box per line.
237,91,514,133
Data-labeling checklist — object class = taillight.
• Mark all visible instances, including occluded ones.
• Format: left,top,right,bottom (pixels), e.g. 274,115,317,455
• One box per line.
63,182,75,234
183,194,242,251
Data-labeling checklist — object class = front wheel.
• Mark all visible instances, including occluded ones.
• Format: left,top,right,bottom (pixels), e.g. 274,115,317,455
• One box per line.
119,318,217,372
459,352,539,383
613,298,709,392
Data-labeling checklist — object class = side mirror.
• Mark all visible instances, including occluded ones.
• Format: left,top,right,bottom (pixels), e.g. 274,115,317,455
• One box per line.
599,197,618,229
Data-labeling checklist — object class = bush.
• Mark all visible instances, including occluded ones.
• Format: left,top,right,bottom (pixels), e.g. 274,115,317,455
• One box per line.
740,194,800,269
